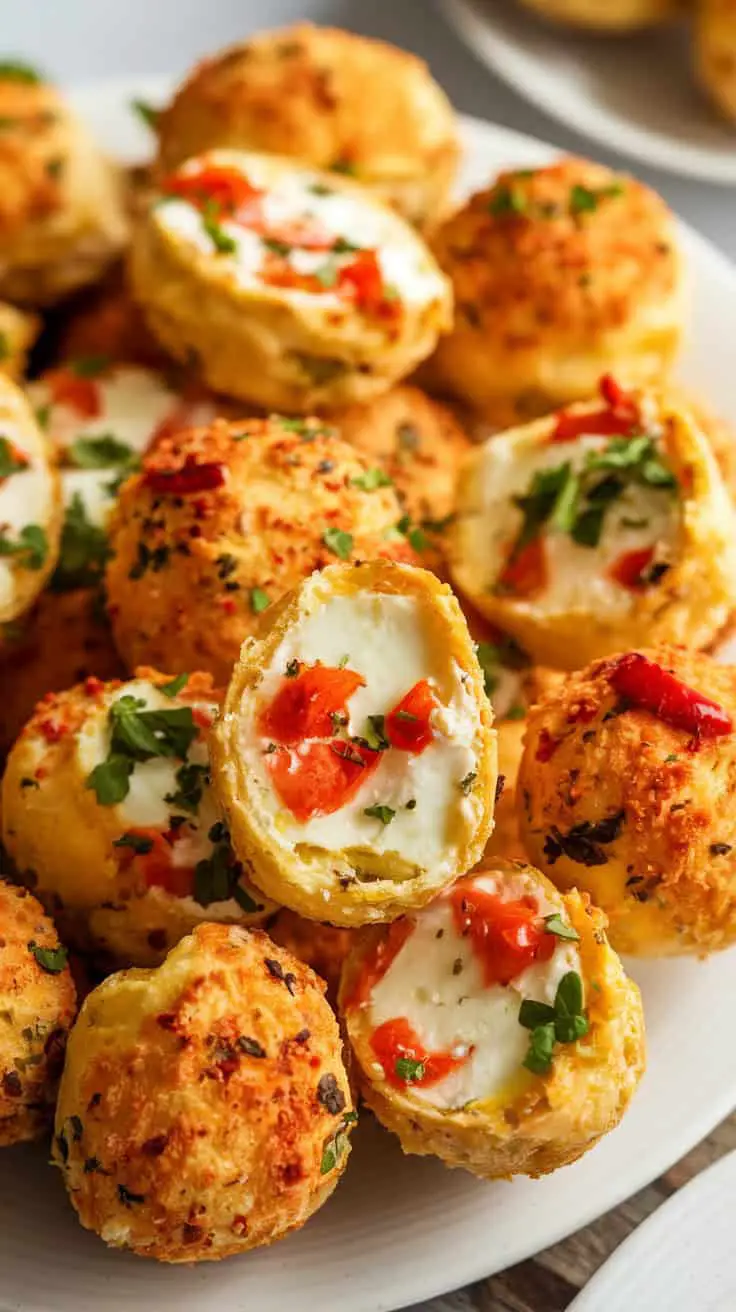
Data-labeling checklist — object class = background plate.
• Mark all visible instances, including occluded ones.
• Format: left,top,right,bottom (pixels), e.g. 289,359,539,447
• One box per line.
1,84,735,1312
441,0,736,185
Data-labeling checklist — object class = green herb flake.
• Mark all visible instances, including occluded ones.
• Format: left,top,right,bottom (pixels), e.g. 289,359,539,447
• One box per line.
0,524,48,570
112,832,154,855
71,355,110,379
285,658,300,678
665,753,679,763
159,673,189,698
29,941,68,974
351,467,393,491
51,492,110,592
459,771,477,796
544,913,580,942
362,714,390,752
201,201,236,255
395,1057,425,1083
363,804,396,825
164,761,209,814
519,969,589,1074
68,434,137,471
320,1109,358,1174
131,98,159,129
262,236,292,257
330,158,357,176
0,60,42,84
250,587,270,614
489,184,527,218
0,436,27,479
322,527,353,560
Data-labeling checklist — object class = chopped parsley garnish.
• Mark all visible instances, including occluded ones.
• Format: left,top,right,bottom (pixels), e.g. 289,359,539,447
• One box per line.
0,436,27,479
164,761,209,814
51,492,109,591
29,941,68,974
113,832,154,855
86,696,198,806
262,236,292,257
394,1057,425,1083
131,98,159,129
351,467,393,491
0,524,48,570
475,635,530,697
322,527,353,560
202,202,236,255
569,181,624,216
71,355,110,378
362,714,390,752
489,184,527,217
285,658,300,678
459,771,477,795
0,60,42,84
543,913,580,942
363,804,395,825
67,434,138,471
320,1109,358,1173
159,673,189,698
250,587,270,614
518,970,589,1074
330,158,357,175
309,182,334,197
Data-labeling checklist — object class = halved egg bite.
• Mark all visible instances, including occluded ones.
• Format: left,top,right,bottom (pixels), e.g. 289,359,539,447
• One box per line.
104,415,418,686
449,379,736,669
129,149,452,413
0,375,61,632
53,923,355,1261
427,158,683,425
1,668,274,967
212,560,497,926
340,858,645,1180
519,645,736,956
155,24,460,230
0,587,124,757
0,880,76,1147
0,64,128,306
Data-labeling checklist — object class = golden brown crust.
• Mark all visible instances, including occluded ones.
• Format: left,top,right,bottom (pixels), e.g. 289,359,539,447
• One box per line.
105,416,418,684
0,879,77,1146
340,863,645,1179
696,0,736,121
0,73,128,306
156,24,459,229
0,588,124,757
53,924,355,1261
427,158,683,423
518,644,736,955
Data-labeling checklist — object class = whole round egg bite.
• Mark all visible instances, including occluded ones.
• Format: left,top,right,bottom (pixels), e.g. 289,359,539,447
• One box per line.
0,587,124,757
53,923,355,1261
212,560,497,926
340,858,644,1179
129,149,452,413
517,0,681,29
0,63,127,306
449,378,736,669
518,645,736,956
0,880,76,1147
0,374,61,633
1,668,274,967
696,0,736,122
104,415,417,686
428,158,683,425
155,24,460,230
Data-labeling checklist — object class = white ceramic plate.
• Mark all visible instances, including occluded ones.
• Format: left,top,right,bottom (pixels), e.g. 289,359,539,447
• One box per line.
1,81,736,1312
441,0,736,184
568,1149,736,1311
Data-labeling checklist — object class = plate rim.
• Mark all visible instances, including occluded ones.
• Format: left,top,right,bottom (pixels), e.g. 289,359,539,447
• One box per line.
440,0,736,186
10,77,736,1312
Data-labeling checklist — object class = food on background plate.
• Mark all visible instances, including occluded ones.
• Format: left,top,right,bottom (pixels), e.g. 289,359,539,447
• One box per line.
104,415,420,685
695,0,736,123
1,668,274,967
0,374,62,634
55,270,170,370
0,879,76,1147
519,645,736,955
154,23,460,230
212,560,497,926
0,61,128,306
333,384,471,572
340,858,645,1179
427,157,683,426
516,0,681,31
268,908,353,1004
0,587,123,757
0,302,40,380
129,149,452,413
448,379,736,669
53,923,355,1260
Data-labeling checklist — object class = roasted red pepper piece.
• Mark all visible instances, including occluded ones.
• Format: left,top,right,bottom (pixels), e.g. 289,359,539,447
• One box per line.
498,536,548,598
450,884,555,987
370,1015,471,1089
265,739,380,822
551,374,640,443
607,652,733,738
46,368,102,419
609,546,655,591
162,165,263,221
143,454,226,496
385,679,437,755
260,665,365,745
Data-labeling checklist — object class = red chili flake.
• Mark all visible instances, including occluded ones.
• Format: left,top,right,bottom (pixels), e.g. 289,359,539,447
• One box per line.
192,707,213,730
143,455,226,497
37,718,68,744
607,653,733,739
84,676,105,697
535,728,560,762
221,598,237,616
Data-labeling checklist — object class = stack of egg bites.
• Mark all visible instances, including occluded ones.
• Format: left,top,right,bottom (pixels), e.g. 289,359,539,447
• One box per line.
1,20,735,1266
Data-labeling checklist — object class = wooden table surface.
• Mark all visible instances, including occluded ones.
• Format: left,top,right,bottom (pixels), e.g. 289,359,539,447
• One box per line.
417,1112,736,1312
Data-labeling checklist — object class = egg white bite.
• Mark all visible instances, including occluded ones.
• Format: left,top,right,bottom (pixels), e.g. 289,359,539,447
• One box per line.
212,561,497,926
129,149,453,413
449,379,736,670
1,669,275,967
341,858,645,1180
0,374,62,632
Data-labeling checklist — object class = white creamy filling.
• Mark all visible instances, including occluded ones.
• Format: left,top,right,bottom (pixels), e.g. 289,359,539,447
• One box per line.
29,367,214,458
157,150,446,311
469,431,678,618
0,426,54,608
367,871,581,1110
239,592,480,874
